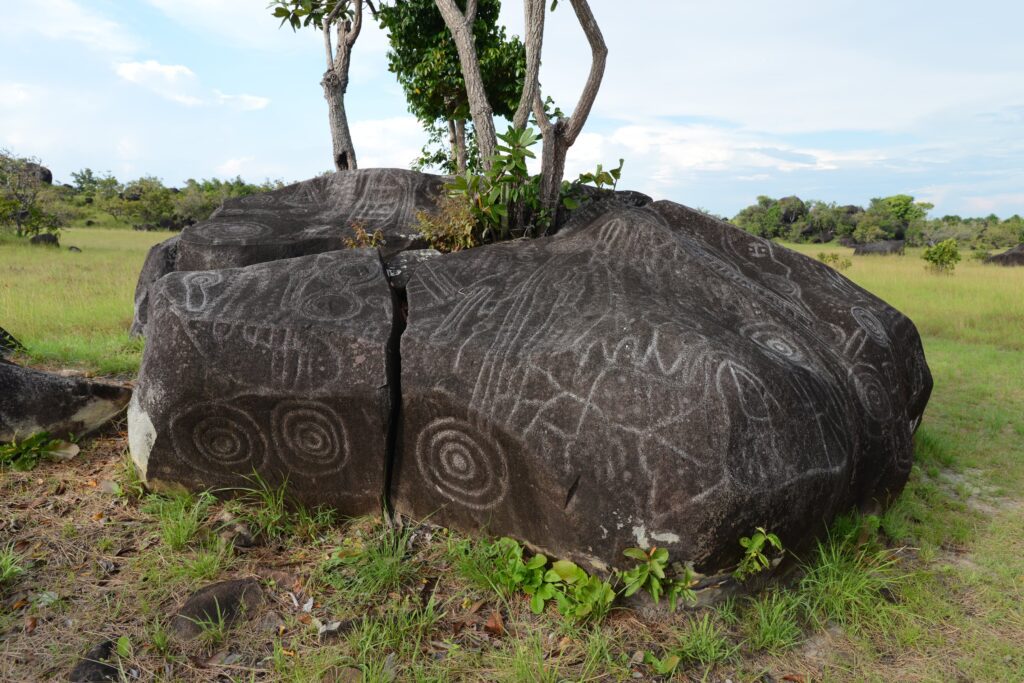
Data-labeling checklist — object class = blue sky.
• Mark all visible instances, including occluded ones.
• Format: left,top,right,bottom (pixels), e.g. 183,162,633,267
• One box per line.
2,0,1022,218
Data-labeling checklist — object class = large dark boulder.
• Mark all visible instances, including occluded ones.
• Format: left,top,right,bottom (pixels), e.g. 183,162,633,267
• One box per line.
986,243,1024,266
128,249,395,515
130,235,180,338
0,362,132,442
174,168,446,271
29,233,59,247
25,162,52,185
854,240,905,255
391,202,931,573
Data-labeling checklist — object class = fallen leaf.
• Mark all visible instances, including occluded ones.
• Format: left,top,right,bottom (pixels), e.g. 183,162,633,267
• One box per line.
484,609,505,637
297,613,311,625
24,616,37,633
782,675,807,683
49,443,80,462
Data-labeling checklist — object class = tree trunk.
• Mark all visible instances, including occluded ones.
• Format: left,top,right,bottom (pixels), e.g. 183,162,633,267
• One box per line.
513,0,545,130
321,2,363,172
454,119,467,173
538,120,568,227
531,0,606,226
323,69,357,171
435,0,496,169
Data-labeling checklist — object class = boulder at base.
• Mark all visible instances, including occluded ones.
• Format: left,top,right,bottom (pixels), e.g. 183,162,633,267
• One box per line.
854,240,905,255
29,233,59,247
392,201,932,574
986,243,1024,266
174,168,446,271
0,363,131,441
130,235,180,337
129,249,395,515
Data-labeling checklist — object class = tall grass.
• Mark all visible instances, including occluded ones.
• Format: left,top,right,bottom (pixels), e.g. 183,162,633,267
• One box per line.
0,228,169,374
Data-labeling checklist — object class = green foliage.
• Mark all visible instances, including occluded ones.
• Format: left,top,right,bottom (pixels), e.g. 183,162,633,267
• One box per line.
743,590,802,653
447,126,545,240
643,651,681,676
0,544,26,588
186,598,229,649
797,518,901,630
733,527,783,581
343,222,385,248
270,0,352,31
922,238,961,273
0,149,63,237
0,432,69,472
222,473,292,541
376,0,525,171
574,159,624,191
675,613,737,666
143,491,215,551
319,524,417,597
817,251,852,271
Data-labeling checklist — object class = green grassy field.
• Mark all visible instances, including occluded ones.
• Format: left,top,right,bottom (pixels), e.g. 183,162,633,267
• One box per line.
0,235,1022,681
0,228,170,375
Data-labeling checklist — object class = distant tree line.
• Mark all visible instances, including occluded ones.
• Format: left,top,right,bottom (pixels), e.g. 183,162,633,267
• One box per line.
732,194,1024,249
0,148,282,238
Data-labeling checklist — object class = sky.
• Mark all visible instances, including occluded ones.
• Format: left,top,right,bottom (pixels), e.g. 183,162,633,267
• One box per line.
1,0,1023,218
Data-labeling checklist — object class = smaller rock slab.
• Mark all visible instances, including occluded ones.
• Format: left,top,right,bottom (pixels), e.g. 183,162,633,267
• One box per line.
0,362,131,442
170,579,263,640
129,249,395,515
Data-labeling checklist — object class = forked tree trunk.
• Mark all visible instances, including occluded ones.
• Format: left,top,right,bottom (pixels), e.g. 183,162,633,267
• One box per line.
322,1,363,171
531,0,606,224
434,0,497,169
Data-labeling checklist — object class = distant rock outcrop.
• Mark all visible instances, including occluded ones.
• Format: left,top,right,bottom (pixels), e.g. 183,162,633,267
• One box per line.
986,243,1024,266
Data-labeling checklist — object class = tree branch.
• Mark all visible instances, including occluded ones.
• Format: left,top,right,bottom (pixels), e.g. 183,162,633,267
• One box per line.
466,0,478,25
513,0,545,130
346,0,363,47
563,0,607,145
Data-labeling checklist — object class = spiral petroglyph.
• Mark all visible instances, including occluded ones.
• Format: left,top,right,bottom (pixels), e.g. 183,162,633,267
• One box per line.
852,306,890,346
415,417,509,510
179,271,224,312
171,403,268,473
743,323,807,365
272,401,349,475
208,220,273,240
850,367,894,421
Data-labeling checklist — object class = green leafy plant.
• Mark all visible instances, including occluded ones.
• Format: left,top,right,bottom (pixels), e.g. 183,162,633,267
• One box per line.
415,193,482,253
620,546,697,610
344,222,385,249
922,238,961,273
734,527,783,581
575,159,624,190
643,651,681,676
0,432,71,471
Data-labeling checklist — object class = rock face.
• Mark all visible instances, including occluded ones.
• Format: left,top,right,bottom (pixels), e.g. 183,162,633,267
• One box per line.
392,202,931,573
986,243,1024,266
130,235,180,337
854,240,905,255
175,169,446,271
0,326,25,358
130,169,932,579
129,249,395,514
0,362,132,441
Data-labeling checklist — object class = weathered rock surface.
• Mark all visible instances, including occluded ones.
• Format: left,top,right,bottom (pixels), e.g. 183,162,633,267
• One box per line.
174,168,446,271
392,201,931,573
170,579,263,640
986,243,1024,266
854,240,905,255
0,362,132,442
129,249,395,514
130,235,180,337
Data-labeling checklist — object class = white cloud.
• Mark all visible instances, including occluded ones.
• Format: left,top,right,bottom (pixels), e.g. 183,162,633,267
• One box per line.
349,116,427,169
0,0,141,54
214,91,271,111
116,61,203,106
216,156,256,175
115,61,270,110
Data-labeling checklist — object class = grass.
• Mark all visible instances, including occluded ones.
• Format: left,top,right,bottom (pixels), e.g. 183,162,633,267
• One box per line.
0,545,26,589
0,236,1022,680
0,228,170,375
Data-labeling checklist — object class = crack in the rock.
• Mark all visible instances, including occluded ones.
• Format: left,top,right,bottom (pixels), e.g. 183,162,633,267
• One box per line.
380,250,408,517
